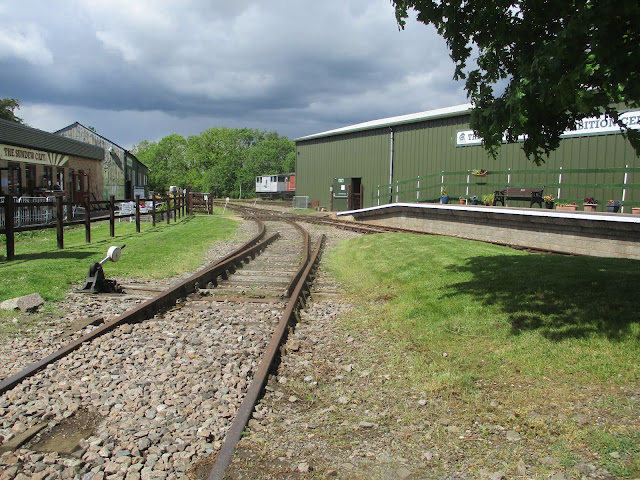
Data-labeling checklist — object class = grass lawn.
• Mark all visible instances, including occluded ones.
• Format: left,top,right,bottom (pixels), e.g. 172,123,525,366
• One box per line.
0,213,238,333
326,233,640,477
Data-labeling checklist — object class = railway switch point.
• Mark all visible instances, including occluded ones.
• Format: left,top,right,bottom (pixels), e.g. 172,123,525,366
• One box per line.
76,245,126,294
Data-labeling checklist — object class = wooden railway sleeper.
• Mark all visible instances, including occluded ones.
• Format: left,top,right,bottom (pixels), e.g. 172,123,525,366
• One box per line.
0,223,278,395
207,233,325,480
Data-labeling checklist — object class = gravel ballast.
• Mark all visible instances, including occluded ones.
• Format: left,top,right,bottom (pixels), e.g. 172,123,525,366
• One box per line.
1,216,636,480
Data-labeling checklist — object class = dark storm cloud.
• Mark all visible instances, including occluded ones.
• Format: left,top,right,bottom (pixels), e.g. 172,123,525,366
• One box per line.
0,0,466,147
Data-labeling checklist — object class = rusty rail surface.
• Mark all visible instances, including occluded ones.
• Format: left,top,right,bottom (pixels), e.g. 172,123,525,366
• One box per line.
224,202,576,256
213,201,312,297
0,219,273,395
207,233,325,480
1,211,328,480
217,200,432,235
284,219,311,297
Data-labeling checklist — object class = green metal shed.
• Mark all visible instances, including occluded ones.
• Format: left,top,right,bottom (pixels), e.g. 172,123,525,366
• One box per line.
295,104,640,212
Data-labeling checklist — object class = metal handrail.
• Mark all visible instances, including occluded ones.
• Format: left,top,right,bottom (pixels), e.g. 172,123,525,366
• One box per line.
373,165,640,207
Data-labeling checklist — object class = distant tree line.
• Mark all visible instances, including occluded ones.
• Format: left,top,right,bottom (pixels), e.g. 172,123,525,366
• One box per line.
132,127,296,197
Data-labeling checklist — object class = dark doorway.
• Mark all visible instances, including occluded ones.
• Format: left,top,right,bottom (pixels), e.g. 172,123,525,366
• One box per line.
350,177,362,210
43,166,53,190
26,164,36,196
71,170,89,202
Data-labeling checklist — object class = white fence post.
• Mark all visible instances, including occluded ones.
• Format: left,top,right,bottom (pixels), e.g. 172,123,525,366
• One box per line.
557,166,563,200
622,164,629,213
466,173,470,199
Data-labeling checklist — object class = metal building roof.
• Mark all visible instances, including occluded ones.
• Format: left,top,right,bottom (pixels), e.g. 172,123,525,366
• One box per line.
55,121,147,168
0,118,104,160
294,103,472,142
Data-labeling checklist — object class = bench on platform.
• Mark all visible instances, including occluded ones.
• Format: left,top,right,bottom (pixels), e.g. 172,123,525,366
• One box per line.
494,187,544,208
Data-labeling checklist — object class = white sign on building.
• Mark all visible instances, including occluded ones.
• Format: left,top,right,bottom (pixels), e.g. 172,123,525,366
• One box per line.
456,110,640,147
0,144,69,165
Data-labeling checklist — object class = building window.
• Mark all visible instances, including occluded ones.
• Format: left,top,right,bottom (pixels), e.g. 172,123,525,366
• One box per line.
25,164,36,196
55,167,64,191
43,166,53,189
8,163,21,196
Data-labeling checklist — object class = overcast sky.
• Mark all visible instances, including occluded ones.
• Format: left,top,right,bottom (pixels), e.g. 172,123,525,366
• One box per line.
0,0,467,149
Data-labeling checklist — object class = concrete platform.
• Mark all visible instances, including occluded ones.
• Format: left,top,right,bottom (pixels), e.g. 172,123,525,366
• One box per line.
337,203,640,260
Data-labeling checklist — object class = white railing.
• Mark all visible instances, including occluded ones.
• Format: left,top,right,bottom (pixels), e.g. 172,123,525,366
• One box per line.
0,196,57,228
18,196,55,226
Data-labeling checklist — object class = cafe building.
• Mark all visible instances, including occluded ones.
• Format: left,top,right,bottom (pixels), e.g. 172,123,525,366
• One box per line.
0,118,104,201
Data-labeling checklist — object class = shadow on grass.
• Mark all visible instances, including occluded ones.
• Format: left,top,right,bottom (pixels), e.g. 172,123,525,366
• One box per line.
13,250,98,262
444,253,640,342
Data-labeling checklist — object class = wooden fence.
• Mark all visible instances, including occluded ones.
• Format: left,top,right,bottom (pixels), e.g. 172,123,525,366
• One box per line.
1,194,186,261
187,192,215,214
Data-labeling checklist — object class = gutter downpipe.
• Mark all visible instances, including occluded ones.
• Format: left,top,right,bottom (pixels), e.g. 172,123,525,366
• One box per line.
389,127,394,204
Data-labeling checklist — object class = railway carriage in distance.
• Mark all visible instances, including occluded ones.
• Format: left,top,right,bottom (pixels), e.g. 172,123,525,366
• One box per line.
255,173,295,199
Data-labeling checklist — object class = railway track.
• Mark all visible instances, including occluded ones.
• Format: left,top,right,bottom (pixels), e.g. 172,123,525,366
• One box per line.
214,200,434,236
0,216,325,479
0,201,566,478
222,201,576,256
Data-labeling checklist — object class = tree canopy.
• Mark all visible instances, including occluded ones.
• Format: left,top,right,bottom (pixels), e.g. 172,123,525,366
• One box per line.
392,0,640,164
0,98,24,124
132,128,295,197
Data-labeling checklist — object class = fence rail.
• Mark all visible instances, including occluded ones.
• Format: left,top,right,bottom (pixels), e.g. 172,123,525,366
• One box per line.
2,194,187,261
188,192,213,214
373,165,640,211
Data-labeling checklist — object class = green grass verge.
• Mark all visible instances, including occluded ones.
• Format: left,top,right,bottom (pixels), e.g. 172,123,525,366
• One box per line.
0,214,238,303
326,233,640,476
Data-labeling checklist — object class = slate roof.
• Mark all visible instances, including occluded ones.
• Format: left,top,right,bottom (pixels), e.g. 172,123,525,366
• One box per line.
0,118,104,160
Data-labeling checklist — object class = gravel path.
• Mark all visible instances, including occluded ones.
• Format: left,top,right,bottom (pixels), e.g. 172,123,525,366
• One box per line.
0,218,272,480
0,218,365,480
0,219,259,381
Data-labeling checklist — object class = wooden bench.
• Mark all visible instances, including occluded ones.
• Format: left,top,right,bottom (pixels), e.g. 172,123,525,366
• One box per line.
494,187,544,208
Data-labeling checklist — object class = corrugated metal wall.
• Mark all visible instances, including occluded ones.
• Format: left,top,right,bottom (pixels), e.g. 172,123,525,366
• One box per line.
296,128,390,208
296,113,639,210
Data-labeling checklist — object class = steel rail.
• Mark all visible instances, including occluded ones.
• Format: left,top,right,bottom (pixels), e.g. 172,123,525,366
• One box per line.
225,202,577,256
207,232,325,480
284,219,311,297
0,219,275,395
212,202,313,297
220,200,430,235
